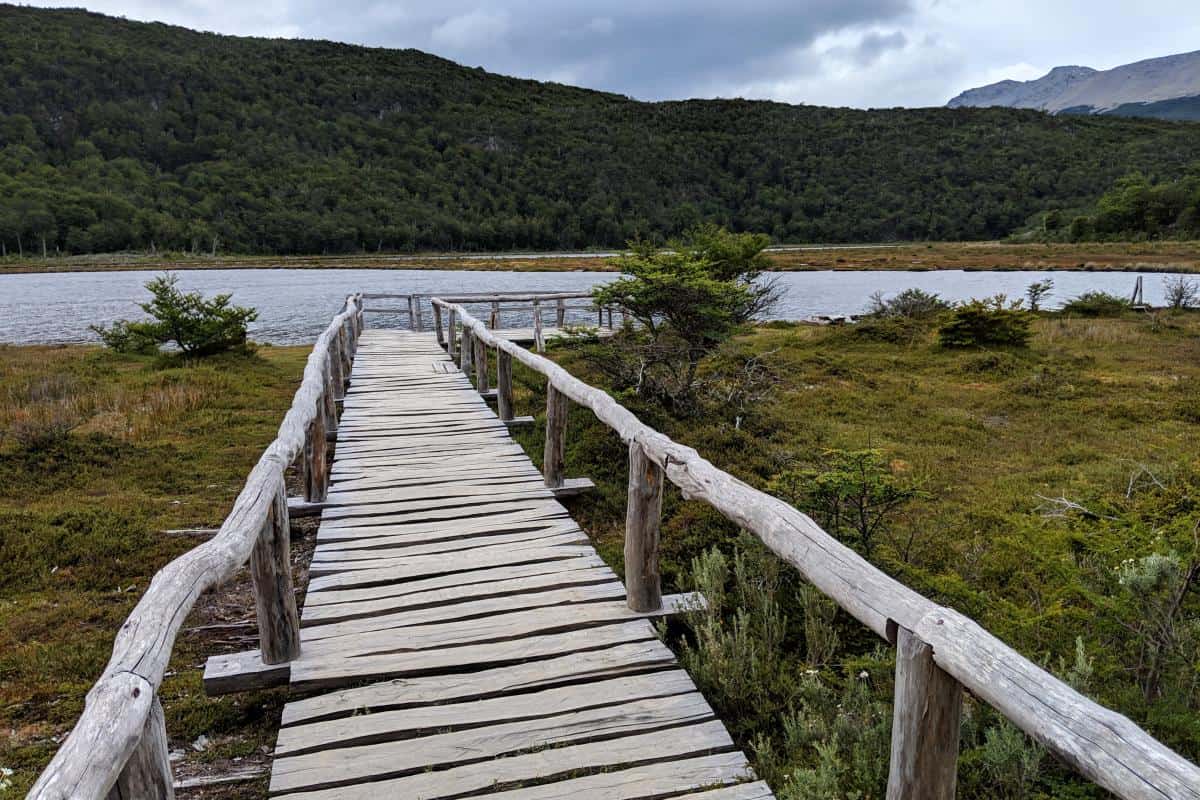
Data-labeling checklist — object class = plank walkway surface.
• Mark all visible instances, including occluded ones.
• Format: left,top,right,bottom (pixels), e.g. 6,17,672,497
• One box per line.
254,329,770,798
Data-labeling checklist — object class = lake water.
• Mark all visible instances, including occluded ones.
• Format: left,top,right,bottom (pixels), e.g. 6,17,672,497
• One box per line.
0,268,1171,345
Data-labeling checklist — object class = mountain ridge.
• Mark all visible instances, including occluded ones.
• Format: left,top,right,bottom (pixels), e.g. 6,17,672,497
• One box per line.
948,51,1200,120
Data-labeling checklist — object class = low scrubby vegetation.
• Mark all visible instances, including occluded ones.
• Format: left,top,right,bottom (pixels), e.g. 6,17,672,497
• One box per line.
516,284,1200,799
0,343,308,796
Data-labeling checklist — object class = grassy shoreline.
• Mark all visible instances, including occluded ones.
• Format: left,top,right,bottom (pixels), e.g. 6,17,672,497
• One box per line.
1,240,1200,275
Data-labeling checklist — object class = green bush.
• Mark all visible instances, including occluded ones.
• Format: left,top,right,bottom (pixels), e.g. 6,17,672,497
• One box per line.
91,274,257,356
938,296,1032,348
1059,291,1132,317
866,287,949,319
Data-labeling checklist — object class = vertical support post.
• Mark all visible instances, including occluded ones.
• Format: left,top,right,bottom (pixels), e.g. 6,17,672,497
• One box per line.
497,349,514,421
543,382,568,488
107,695,174,800
407,295,417,331
337,324,351,383
328,341,345,402
461,327,473,373
533,299,545,353
448,309,458,360
597,305,603,327
607,306,614,328
474,334,489,393
322,369,338,433
251,479,301,664
490,301,500,329
624,441,664,612
886,627,963,800
556,299,566,327
433,303,445,349
412,295,424,332
303,397,328,503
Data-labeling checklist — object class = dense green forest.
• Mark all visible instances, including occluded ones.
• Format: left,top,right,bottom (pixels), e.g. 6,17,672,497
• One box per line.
2,5,1200,256
1048,169,1200,241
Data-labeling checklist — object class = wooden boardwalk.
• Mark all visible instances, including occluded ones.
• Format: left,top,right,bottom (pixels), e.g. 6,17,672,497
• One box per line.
246,329,770,799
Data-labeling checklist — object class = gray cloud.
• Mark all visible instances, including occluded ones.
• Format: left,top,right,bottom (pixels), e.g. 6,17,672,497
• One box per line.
26,0,1200,107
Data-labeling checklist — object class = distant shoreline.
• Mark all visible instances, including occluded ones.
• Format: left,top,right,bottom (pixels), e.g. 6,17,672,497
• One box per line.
1,240,1199,276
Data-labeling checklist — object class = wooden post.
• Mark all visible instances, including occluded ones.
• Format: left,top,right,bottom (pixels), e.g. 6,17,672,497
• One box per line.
322,370,338,433
490,301,500,329
303,398,328,503
407,295,417,331
556,299,566,327
328,341,345,402
497,349,514,421
461,328,473,373
433,303,445,349
106,696,174,800
412,295,424,332
251,480,301,665
597,305,603,327
533,299,545,353
886,627,963,800
543,382,568,488
448,309,458,360
337,324,351,382
624,441,664,612
474,335,489,393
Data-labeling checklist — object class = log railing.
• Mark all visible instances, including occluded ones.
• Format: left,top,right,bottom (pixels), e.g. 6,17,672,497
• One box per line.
430,295,1200,800
29,295,365,800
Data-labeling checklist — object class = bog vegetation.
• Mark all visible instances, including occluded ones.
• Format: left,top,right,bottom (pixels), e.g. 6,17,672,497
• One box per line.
493,236,1200,799
4,5,1200,257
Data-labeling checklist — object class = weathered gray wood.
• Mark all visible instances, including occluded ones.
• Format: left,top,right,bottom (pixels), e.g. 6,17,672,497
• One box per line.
266,720,735,800
625,441,664,612
490,300,500,329
497,348,514,421
533,298,546,352
543,381,568,488
270,693,716,794
886,626,962,800
406,295,417,331
105,697,173,800
303,397,328,503
550,476,596,498
473,334,489,393
556,297,566,327
479,755,757,800
281,637,676,726
432,302,444,348
328,341,345,402
251,480,302,664
460,327,473,372
274,671,698,758
447,309,458,358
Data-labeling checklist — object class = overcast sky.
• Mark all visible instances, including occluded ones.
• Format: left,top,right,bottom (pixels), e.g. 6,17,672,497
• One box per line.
30,0,1200,107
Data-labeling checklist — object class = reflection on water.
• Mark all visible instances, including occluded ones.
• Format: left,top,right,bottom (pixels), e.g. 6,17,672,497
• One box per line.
0,267,1167,345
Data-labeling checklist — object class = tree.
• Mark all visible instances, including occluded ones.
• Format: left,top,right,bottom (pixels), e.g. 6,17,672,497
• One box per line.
1162,275,1199,310
91,274,257,356
591,225,779,412
1024,279,1054,312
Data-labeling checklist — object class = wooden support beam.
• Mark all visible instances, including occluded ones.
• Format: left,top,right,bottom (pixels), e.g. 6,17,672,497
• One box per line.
448,310,458,359
497,349,514,421
251,482,301,665
106,697,174,800
328,342,345,402
474,334,489,393
556,298,566,327
543,382,568,488
433,303,445,348
287,497,326,518
624,442,664,612
502,415,535,428
550,477,595,498
321,369,338,433
886,626,963,800
303,397,328,503
460,328,473,372
490,301,500,329
533,299,545,353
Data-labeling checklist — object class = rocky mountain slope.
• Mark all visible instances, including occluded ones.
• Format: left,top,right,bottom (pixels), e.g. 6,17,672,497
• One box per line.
948,51,1200,121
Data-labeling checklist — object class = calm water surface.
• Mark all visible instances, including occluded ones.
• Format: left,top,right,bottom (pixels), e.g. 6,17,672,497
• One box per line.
0,268,1171,345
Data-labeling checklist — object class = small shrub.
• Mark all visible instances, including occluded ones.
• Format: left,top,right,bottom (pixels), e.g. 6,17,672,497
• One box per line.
91,274,257,357
1162,275,1199,310
1024,279,1054,312
851,315,932,344
938,296,1032,348
1059,291,1131,317
866,287,949,319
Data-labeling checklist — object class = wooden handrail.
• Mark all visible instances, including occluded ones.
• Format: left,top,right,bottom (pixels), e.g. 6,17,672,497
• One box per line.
29,295,364,800
431,296,1200,800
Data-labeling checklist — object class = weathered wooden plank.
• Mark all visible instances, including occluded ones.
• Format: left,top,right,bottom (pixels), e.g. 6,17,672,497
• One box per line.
308,532,588,576
250,481,301,664
497,347,515,421
270,693,717,795
473,755,759,800
275,670,698,758
309,524,587,566
269,720,735,800
544,381,568,488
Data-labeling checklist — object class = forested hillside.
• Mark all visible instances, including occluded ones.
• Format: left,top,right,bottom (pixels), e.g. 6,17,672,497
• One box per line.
2,5,1200,255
